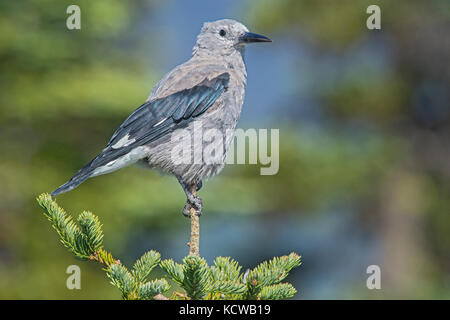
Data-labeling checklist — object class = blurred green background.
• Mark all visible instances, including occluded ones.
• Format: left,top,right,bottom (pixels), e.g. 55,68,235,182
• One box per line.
0,0,449,299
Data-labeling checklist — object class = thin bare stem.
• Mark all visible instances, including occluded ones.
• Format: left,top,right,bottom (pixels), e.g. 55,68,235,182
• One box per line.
188,186,200,256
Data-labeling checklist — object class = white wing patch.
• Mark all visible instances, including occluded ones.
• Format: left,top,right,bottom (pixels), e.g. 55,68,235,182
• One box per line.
111,134,136,149
91,146,149,177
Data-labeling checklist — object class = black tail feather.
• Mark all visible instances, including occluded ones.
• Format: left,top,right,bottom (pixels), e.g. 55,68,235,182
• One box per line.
50,173,91,197
50,158,98,197
50,140,134,197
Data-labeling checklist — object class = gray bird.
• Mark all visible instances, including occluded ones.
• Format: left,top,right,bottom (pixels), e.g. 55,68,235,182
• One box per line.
51,19,271,216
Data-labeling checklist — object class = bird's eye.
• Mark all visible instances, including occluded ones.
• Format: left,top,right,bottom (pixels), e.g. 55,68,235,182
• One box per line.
219,29,226,37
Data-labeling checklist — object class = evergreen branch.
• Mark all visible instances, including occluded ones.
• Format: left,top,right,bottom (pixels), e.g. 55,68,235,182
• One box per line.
245,253,302,299
209,257,245,298
258,283,297,300
37,193,301,300
77,211,104,252
209,281,246,297
250,252,302,286
210,257,242,282
106,264,136,299
160,259,185,285
137,279,170,300
269,252,302,274
182,255,210,300
92,248,119,267
37,193,95,259
132,250,161,283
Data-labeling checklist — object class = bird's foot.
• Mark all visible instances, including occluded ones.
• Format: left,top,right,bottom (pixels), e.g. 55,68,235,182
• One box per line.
182,203,191,217
182,196,203,217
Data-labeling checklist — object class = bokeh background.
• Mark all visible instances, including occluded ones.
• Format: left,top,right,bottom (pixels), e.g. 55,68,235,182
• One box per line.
0,0,449,299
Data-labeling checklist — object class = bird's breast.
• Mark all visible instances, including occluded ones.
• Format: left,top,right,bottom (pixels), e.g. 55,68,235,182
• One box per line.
223,66,247,122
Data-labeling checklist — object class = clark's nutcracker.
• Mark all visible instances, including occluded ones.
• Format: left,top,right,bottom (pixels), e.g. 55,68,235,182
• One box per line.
51,19,271,216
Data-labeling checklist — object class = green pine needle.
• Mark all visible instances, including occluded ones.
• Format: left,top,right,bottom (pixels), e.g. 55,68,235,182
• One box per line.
210,280,246,296
160,259,185,285
106,264,135,299
137,279,170,299
182,255,210,300
37,193,94,259
132,250,161,283
258,283,297,300
78,211,104,252
210,257,242,282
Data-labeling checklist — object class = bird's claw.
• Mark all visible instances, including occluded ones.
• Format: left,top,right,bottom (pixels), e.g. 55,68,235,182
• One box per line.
192,196,203,212
182,196,203,218
182,203,191,217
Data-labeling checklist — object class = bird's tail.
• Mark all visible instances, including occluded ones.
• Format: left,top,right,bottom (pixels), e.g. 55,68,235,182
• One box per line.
50,161,96,197
51,140,137,197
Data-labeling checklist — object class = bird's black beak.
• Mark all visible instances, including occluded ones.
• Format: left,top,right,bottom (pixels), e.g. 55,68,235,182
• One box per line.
239,32,272,43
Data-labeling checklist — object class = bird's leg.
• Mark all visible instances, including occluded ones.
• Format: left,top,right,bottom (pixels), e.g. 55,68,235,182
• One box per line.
177,177,203,217
181,187,203,217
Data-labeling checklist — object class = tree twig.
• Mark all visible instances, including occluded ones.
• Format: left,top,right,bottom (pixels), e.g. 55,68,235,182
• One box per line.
188,186,200,256
153,293,170,300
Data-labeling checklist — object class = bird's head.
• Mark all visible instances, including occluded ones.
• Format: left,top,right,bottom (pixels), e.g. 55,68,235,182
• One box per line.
193,19,271,57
